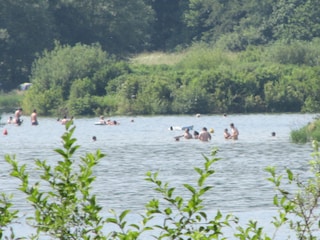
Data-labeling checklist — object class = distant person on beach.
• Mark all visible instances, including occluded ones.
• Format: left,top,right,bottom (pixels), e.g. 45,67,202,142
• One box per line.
199,127,211,142
31,109,38,125
230,123,239,140
224,128,231,139
271,132,276,137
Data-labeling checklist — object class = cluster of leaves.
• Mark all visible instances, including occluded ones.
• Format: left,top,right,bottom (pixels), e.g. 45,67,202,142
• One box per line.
266,140,320,239
2,126,320,239
4,122,106,239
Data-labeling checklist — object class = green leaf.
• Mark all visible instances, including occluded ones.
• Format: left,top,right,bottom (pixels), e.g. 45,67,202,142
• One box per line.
119,209,131,222
286,169,293,181
183,184,196,194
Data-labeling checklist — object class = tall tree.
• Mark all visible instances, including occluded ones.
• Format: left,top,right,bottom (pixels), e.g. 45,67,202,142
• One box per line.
269,0,320,41
146,0,190,50
49,0,155,54
0,0,55,91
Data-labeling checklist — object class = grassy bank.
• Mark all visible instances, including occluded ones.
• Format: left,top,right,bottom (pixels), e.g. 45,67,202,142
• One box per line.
0,91,24,113
291,117,320,143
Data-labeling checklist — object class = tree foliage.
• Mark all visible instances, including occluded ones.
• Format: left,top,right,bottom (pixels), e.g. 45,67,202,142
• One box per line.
22,43,129,116
2,0,320,93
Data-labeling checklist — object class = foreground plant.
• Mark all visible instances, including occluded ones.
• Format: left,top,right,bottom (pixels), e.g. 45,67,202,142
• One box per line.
0,193,18,239
266,140,320,239
107,149,238,239
5,122,106,239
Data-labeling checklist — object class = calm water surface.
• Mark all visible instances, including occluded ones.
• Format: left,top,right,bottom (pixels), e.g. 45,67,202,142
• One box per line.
0,113,318,238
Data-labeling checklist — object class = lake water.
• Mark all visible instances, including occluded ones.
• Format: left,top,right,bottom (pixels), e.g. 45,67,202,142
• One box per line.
0,113,318,239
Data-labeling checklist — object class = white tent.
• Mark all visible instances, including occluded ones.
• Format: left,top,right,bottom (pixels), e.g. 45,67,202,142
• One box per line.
19,82,32,91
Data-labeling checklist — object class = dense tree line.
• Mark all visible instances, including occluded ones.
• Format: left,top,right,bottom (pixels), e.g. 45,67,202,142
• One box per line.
0,0,320,114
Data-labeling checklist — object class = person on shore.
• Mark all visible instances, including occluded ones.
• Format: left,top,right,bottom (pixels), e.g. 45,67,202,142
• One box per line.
230,123,239,140
14,108,23,125
199,127,211,142
184,128,193,139
31,109,38,125
224,128,231,139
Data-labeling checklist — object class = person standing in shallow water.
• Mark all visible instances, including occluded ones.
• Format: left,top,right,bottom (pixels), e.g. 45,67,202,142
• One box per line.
199,127,211,142
14,108,23,125
31,109,38,125
230,123,239,140
184,128,193,139
224,128,231,139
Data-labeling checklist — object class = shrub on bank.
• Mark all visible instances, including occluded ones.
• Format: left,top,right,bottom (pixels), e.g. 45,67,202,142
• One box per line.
0,91,24,113
1,124,320,239
291,118,320,143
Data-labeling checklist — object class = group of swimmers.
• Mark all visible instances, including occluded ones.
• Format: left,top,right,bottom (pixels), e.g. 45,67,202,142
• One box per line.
98,116,119,125
7,108,74,126
223,123,239,140
175,127,212,142
175,123,239,142
7,108,39,126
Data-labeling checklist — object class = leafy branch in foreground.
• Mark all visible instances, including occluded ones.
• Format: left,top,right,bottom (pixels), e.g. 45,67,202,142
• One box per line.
266,140,320,240
106,148,239,239
5,122,106,239
144,149,236,239
0,193,18,240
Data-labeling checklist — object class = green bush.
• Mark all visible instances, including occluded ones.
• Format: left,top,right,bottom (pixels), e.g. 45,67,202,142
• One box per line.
291,119,320,143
